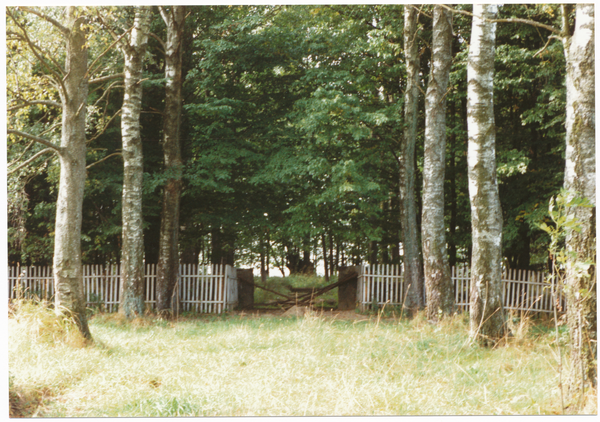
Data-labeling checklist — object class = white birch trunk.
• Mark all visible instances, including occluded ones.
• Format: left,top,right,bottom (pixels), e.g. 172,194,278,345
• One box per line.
562,3,596,406
422,5,454,321
53,7,91,339
467,4,505,345
401,4,424,311
120,6,151,318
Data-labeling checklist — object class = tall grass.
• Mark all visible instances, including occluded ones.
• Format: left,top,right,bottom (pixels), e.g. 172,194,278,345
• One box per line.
8,303,594,417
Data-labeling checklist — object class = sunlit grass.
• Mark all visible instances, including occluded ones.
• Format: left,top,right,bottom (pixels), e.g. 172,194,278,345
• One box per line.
9,303,591,417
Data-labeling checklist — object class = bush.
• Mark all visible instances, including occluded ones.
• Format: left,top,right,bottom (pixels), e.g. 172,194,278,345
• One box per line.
9,299,89,348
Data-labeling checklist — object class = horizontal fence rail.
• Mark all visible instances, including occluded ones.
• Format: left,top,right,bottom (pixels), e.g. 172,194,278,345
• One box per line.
358,264,565,314
9,264,238,314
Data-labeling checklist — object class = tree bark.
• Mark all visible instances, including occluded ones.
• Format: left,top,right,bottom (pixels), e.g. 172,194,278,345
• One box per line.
120,6,151,318
467,4,505,346
53,7,91,339
562,3,596,409
400,4,424,312
422,5,454,322
156,6,186,315
322,233,329,282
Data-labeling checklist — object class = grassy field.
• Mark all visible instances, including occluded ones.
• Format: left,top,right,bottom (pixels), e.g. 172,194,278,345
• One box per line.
8,300,596,417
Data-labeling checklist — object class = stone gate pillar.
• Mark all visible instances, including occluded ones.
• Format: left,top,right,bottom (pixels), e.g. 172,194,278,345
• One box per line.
337,266,358,310
236,268,254,310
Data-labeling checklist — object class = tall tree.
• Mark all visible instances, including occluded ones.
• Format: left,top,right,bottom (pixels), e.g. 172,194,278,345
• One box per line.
422,4,454,321
467,4,505,345
401,4,424,311
156,6,187,316
561,3,596,410
119,6,152,318
7,6,93,339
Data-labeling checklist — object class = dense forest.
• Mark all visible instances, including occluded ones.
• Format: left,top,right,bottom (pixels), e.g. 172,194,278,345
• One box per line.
8,4,568,271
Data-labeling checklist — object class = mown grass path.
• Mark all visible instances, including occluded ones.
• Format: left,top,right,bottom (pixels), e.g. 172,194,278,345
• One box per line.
9,310,568,416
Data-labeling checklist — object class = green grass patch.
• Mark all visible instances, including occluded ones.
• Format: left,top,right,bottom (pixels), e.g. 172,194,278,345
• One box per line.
254,274,338,308
8,305,591,416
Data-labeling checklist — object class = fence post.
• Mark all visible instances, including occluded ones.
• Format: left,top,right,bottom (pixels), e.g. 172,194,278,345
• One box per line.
236,268,254,310
337,266,358,310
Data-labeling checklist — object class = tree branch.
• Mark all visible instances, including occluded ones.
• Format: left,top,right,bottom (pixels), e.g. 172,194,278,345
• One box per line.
7,8,67,94
8,99,61,113
8,129,63,154
18,6,70,36
8,148,57,175
89,73,124,85
87,109,122,144
439,4,561,35
148,32,166,54
86,26,133,81
86,152,122,170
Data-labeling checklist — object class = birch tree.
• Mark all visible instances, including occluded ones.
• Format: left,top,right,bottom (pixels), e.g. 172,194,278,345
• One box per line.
119,6,152,318
400,4,424,311
561,3,596,409
6,6,92,338
422,4,454,321
156,6,187,316
467,4,505,345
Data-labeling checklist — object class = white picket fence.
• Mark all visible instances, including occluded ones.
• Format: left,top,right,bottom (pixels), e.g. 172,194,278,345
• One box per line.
8,264,238,314
357,264,565,314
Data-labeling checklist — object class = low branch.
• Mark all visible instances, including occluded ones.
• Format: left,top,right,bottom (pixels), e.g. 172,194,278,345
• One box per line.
86,152,122,170
87,109,122,144
89,73,124,85
8,99,61,112
148,32,166,54
86,26,133,81
534,36,555,58
8,140,35,166
8,148,57,175
8,129,63,153
92,81,122,108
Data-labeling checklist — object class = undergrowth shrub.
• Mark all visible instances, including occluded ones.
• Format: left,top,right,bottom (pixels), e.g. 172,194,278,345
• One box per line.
9,299,89,348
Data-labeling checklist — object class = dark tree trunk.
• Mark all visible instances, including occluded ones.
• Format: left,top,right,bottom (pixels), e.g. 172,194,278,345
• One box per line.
322,233,329,282
448,102,458,269
401,4,424,311
156,6,186,316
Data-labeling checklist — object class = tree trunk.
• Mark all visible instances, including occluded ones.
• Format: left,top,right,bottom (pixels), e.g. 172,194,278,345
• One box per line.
322,233,329,282
156,6,186,315
448,102,458,269
467,4,505,345
53,7,91,339
401,5,424,311
210,228,222,265
120,6,151,318
562,3,596,409
422,5,454,322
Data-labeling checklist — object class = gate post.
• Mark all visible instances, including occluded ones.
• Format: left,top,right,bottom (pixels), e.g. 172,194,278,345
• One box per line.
337,266,358,310
236,268,254,310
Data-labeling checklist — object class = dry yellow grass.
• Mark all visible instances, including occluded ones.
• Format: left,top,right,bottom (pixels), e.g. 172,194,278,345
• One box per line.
8,305,593,417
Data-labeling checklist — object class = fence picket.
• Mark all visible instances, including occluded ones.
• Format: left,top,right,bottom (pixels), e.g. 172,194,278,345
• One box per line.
355,264,561,314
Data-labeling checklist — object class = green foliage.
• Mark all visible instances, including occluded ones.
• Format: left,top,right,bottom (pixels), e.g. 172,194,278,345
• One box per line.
7,4,569,273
